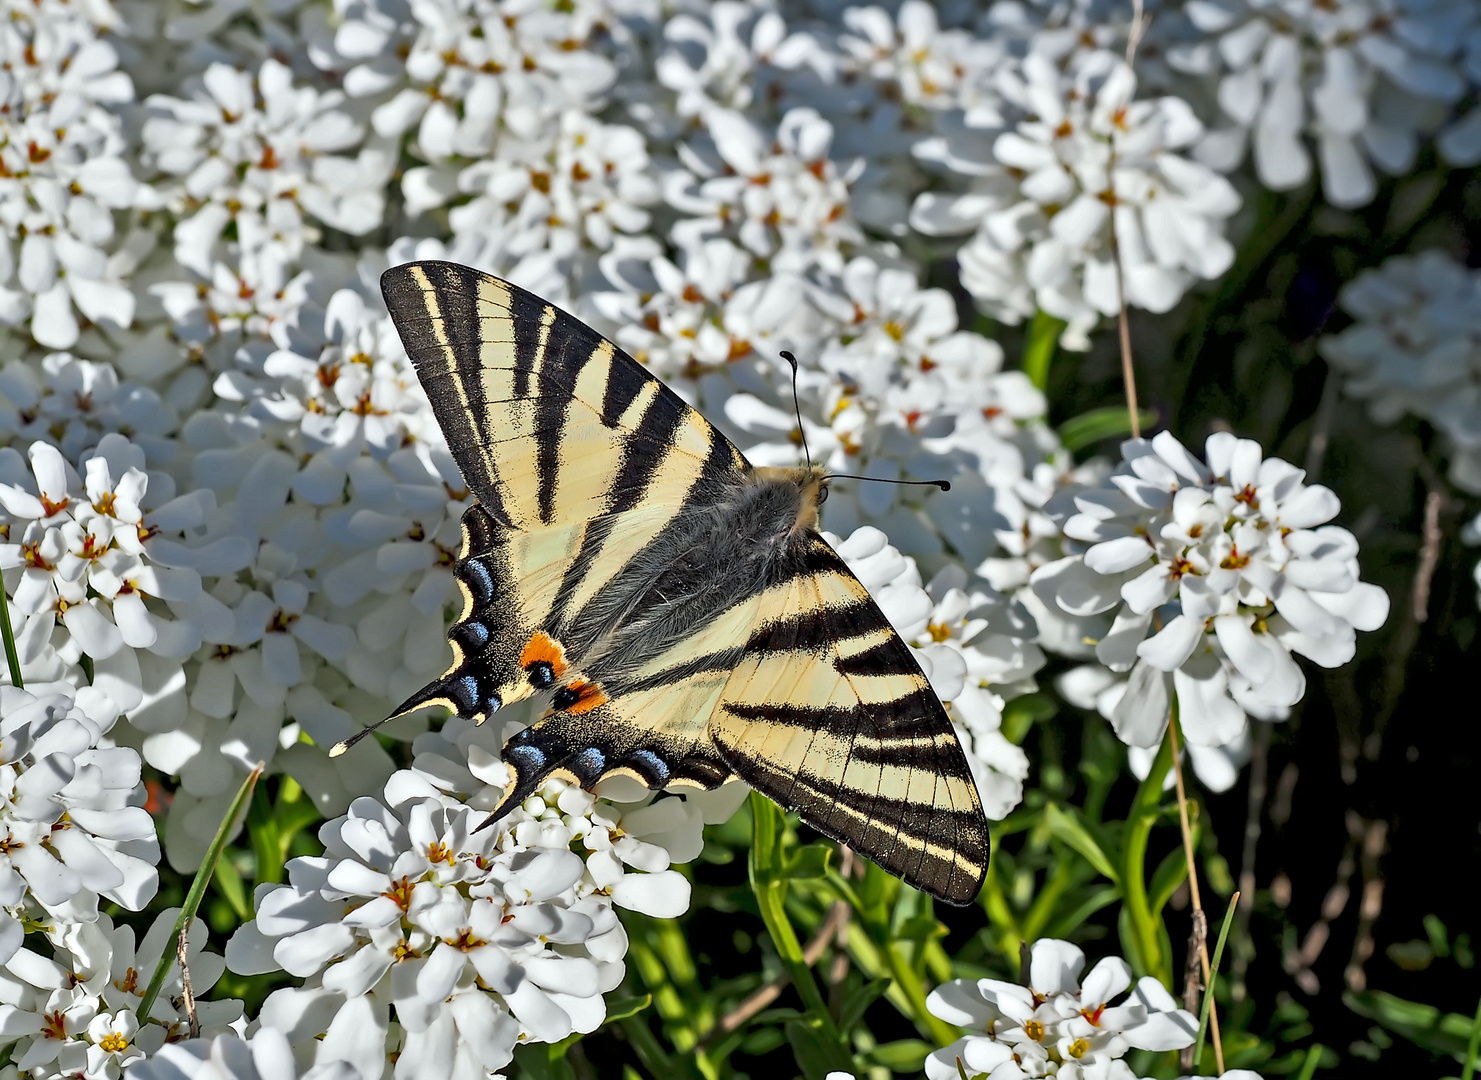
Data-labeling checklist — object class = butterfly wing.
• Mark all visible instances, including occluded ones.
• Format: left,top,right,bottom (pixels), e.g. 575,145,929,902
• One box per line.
708,535,990,905
377,261,748,723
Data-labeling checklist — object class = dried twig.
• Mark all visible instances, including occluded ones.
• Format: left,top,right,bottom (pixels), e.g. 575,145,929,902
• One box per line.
1167,719,1224,1073
829,847,857,988
1345,814,1388,992
712,901,851,1037
1124,0,1149,66
1412,489,1444,622
177,926,200,1039
1284,820,1360,995
1180,908,1208,1071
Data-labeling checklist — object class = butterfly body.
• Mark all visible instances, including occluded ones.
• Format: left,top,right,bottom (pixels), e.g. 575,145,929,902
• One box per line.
358,260,990,904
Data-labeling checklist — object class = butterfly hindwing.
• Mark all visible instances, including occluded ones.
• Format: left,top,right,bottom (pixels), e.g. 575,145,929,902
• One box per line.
708,538,989,906
376,260,992,905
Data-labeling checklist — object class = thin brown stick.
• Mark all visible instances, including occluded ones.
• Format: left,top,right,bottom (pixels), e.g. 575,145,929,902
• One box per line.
1412,489,1444,622
712,901,851,1036
1344,815,1388,992
1125,0,1148,66
1180,908,1208,1071
177,926,200,1039
1167,719,1224,1073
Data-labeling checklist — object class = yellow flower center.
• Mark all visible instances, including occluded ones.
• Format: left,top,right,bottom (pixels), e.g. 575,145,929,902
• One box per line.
1067,1038,1090,1059
100,1033,130,1053
1024,1019,1045,1042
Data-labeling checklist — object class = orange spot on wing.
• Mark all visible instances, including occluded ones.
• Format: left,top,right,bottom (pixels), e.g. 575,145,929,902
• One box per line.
561,680,608,715
520,631,568,677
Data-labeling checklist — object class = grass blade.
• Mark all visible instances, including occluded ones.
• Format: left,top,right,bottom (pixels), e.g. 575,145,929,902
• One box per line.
138,763,263,1023
1462,994,1481,1080
1295,1043,1324,1080
0,578,23,689
1193,892,1238,1068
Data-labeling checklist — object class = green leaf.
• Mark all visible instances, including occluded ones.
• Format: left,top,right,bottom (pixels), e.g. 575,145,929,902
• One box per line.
894,915,947,945
836,976,892,1034
785,1018,854,1080
1021,309,1066,391
1058,406,1161,452
603,993,653,1024
512,1041,576,1080
1001,693,1057,744
1147,843,1192,917
138,764,262,1023
1044,803,1120,885
0,572,22,688
1346,990,1481,1062
866,1038,933,1072
784,843,832,881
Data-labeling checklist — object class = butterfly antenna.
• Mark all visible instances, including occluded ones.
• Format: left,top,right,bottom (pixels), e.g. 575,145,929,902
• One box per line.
779,350,813,472
328,718,392,758
829,474,951,492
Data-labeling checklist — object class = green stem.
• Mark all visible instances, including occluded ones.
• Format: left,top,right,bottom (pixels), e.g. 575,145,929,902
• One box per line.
138,764,262,1023
880,934,957,1048
1462,994,1481,1080
1193,893,1239,1067
1022,310,1067,392
1120,732,1174,984
747,794,839,1040
0,573,23,689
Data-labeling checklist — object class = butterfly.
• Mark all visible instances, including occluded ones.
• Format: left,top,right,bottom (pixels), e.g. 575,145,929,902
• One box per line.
332,260,990,905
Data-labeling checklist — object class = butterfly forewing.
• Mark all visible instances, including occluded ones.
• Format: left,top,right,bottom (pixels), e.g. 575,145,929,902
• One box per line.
375,260,991,905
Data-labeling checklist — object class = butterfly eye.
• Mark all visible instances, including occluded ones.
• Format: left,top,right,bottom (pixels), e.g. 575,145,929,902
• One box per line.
525,661,555,689
816,484,829,505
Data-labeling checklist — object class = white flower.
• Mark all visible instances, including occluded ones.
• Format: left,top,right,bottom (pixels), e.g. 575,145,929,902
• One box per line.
429,110,659,290
666,106,863,275
0,354,177,465
1168,0,1471,208
839,2,999,111
127,1027,370,1080
141,59,391,273
912,51,1240,349
1038,430,1389,752
0,682,159,920
925,938,1198,1080
1318,250,1481,493
334,0,619,173
0,436,210,712
655,3,825,119
224,765,692,1067
0,5,142,348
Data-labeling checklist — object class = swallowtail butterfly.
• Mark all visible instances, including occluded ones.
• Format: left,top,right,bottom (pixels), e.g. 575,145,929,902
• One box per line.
333,261,991,905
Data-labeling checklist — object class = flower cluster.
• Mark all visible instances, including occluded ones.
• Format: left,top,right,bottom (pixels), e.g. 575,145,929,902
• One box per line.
1038,432,1388,750
1319,250,1481,494
926,938,1200,1079
224,761,702,1073
1163,0,1477,207
0,1,144,349
913,50,1240,348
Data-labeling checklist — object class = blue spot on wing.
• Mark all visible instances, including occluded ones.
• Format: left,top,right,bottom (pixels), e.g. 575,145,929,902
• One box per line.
630,749,669,785
461,561,494,603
